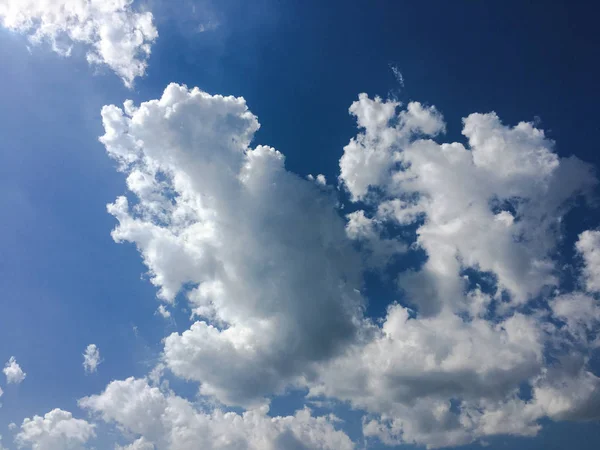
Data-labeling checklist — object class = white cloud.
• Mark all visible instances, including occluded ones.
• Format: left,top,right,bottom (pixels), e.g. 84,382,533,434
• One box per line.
310,93,600,448
83,344,101,374
100,84,364,407
4,356,26,384
576,230,600,293
341,94,595,316
16,409,95,450
116,437,155,450
0,0,157,87
80,377,354,450
156,305,171,319
95,86,600,448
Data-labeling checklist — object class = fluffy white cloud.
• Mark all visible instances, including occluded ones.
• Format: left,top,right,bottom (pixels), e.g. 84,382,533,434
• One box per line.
15,409,95,450
4,356,26,384
80,377,354,450
0,0,157,87
83,344,101,374
308,94,600,447
95,86,600,448
341,95,595,316
99,84,364,407
576,230,600,293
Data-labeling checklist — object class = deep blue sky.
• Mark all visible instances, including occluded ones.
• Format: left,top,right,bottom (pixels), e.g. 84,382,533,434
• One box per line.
0,1,599,448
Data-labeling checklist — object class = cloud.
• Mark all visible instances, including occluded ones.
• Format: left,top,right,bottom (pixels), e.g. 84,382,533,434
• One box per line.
4,356,26,384
15,409,95,450
340,94,595,316
80,377,354,450
389,63,405,87
83,344,101,374
93,86,600,448
100,83,364,407
576,230,600,293
116,437,155,450
307,93,600,448
156,304,171,319
0,0,158,87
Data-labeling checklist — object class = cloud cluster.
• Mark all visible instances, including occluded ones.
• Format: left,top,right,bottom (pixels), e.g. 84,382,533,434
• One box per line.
16,409,95,450
315,93,600,447
4,356,26,384
88,86,600,448
0,0,157,87
79,377,354,450
8,84,600,450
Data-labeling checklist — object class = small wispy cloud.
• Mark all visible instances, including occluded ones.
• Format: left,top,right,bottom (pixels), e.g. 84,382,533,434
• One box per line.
83,344,101,374
389,63,405,87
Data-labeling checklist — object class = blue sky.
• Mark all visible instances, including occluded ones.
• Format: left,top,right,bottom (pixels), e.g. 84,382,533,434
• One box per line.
0,1,599,449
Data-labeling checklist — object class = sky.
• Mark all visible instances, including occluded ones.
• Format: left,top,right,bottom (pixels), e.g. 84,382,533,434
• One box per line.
0,0,599,449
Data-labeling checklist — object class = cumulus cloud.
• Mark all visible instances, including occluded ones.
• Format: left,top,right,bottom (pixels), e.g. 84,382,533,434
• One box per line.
100,83,364,407
15,409,95,450
82,344,101,374
80,377,354,450
92,86,600,448
4,356,26,384
0,0,157,87
309,93,600,447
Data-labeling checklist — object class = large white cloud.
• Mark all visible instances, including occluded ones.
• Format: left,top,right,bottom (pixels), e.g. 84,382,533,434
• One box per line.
80,377,354,450
0,0,157,87
311,94,600,448
100,84,365,407
15,409,95,450
92,86,600,448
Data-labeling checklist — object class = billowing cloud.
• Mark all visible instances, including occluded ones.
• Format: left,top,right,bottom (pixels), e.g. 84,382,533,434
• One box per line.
99,84,364,407
308,93,600,448
91,86,600,449
15,409,95,450
82,344,101,374
4,356,26,384
80,377,354,450
0,0,157,87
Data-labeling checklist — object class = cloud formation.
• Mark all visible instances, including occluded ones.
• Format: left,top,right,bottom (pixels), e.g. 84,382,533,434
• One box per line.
317,93,599,447
82,344,101,374
0,0,157,87
10,85,600,450
80,377,354,450
4,356,26,384
16,409,95,450
100,84,364,407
